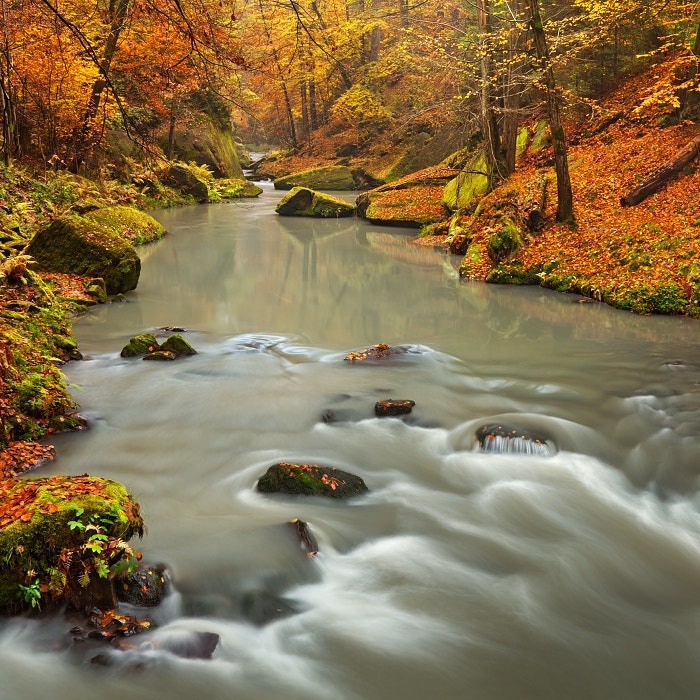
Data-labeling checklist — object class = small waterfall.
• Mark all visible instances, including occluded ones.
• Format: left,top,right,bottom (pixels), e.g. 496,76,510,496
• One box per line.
474,423,556,456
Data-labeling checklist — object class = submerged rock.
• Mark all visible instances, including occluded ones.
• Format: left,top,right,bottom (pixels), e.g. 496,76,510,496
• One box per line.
474,423,555,456
375,399,415,417
26,214,140,294
275,186,354,218
344,343,401,363
256,463,368,499
287,518,319,556
240,591,300,626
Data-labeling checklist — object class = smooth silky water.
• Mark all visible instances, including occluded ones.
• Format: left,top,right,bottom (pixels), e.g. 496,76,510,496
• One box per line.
3,182,700,699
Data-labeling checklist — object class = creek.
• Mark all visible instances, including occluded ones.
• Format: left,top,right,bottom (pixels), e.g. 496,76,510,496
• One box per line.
2,182,700,699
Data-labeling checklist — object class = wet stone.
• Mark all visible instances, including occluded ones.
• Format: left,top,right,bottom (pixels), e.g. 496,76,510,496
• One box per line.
257,462,369,499
474,423,555,456
375,399,415,417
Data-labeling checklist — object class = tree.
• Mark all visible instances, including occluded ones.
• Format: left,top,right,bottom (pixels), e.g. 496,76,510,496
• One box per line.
529,0,574,222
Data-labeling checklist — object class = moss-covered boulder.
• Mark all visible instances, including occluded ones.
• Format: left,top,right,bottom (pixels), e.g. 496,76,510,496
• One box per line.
158,333,197,356
275,187,354,218
442,151,489,212
84,206,165,246
216,178,263,198
256,463,368,499
274,166,355,191
26,215,140,295
0,475,143,612
121,333,159,357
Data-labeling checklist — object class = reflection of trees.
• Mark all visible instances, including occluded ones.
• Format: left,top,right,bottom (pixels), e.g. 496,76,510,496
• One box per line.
139,202,700,353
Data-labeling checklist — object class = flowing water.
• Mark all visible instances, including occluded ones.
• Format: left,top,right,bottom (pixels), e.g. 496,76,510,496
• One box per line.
3,183,700,699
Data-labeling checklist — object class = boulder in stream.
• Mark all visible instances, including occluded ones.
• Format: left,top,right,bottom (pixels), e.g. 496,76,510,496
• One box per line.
375,399,415,417
158,333,197,357
256,462,368,499
121,333,159,357
275,186,354,218
115,564,170,607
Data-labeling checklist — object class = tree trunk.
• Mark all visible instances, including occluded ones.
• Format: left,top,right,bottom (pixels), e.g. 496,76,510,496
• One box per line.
528,0,574,223
477,0,504,188
0,0,19,165
620,135,700,207
500,0,527,176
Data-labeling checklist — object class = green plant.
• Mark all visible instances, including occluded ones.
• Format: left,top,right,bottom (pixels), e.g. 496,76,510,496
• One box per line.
65,504,140,586
16,578,41,610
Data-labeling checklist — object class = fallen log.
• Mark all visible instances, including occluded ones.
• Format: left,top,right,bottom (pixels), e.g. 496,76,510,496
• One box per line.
621,135,700,207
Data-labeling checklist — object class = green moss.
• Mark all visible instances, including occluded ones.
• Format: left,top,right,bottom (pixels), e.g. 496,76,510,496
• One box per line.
442,152,489,212
159,333,196,356
120,333,158,357
274,166,355,191
26,215,140,295
84,206,164,246
487,217,524,263
276,187,354,217
487,261,542,285
459,243,482,278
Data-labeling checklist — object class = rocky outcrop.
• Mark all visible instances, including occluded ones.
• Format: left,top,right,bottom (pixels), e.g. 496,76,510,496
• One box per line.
256,462,368,499
274,165,355,190
275,187,354,218
26,214,140,294
167,165,209,202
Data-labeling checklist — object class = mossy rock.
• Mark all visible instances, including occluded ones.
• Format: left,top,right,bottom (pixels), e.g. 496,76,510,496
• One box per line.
442,151,489,212
486,217,524,263
0,476,143,611
84,206,165,246
256,463,368,499
121,333,159,357
168,165,209,202
274,166,355,191
275,187,354,218
158,333,196,356
216,178,263,198
143,350,176,361
26,215,140,295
